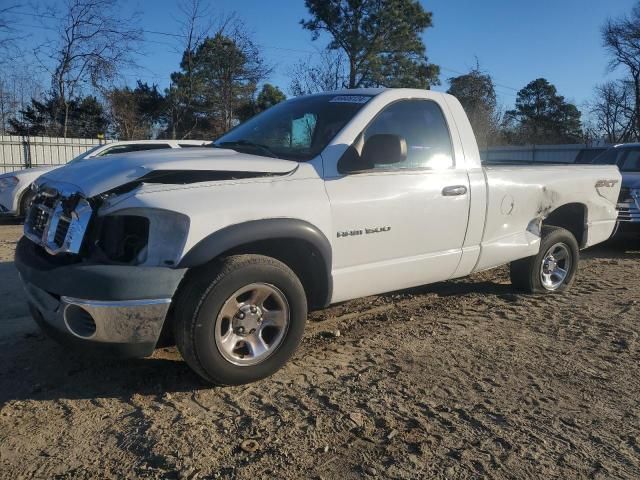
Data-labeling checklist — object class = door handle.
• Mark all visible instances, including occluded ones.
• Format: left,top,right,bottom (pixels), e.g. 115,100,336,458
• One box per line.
442,185,467,196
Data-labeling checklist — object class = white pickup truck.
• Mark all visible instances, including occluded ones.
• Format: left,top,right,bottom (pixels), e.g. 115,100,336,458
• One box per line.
15,89,621,385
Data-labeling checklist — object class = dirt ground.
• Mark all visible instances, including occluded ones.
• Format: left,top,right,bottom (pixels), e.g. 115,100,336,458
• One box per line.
0,222,639,479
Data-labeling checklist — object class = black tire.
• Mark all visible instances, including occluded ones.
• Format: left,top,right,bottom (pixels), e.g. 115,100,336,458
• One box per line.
19,189,35,218
510,226,579,294
173,254,307,385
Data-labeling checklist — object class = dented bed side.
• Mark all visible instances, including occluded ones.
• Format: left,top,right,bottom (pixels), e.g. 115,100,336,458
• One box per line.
472,165,621,272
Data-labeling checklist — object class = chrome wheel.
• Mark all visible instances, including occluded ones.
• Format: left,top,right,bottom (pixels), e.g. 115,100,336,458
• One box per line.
540,242,572,290
214,283,290,366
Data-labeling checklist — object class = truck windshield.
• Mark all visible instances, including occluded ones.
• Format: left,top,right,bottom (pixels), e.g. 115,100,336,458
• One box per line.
592,148,640,172
213,94,373,161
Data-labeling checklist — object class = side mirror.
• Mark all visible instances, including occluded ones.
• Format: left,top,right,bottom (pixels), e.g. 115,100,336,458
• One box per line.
362,134,407,167
338,134,407,174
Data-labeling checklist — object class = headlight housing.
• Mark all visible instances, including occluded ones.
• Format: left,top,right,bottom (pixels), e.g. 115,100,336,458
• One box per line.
0,176,19,190
92,208,190,266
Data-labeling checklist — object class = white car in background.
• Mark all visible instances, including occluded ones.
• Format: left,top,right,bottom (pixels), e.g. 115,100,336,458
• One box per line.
0,139,210,218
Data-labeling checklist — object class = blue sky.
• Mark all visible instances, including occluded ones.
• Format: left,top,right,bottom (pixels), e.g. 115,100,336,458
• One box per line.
11,0,639,112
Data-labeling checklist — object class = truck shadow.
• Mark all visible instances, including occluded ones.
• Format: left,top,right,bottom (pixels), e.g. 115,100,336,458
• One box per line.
0,257,210,405
0,334,210,405
0,217,22,226
392,279,516,299
581,232,640,260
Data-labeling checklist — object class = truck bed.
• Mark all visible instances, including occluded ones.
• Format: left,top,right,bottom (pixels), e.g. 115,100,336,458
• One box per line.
472,163,620,272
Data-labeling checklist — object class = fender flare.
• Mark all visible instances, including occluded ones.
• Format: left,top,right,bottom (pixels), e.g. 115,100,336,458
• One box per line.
178,218,333,305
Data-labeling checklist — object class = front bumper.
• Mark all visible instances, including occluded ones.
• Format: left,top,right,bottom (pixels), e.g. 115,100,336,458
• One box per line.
15,237,186,357
0,201,17,216
617,202,640,223
24,283,171,357
0,184,20,216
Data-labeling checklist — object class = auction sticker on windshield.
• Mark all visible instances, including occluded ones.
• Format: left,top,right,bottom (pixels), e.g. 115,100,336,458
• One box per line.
329,95,371,104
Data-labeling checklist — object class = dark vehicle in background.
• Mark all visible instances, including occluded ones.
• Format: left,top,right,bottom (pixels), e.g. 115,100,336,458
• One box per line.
574,147,608,165
591,144,640,226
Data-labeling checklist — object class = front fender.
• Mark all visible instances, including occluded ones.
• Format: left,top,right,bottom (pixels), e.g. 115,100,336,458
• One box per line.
177,218,333,307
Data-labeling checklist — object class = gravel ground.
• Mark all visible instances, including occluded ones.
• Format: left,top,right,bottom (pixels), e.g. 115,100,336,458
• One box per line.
0,222,639,479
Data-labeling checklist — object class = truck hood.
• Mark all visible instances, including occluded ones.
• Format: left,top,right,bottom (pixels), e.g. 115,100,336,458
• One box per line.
38,147,298,196
621,172,640,189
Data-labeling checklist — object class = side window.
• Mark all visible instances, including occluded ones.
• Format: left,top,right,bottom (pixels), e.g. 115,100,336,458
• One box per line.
621,150,640,171
98,144,171,156
363,100,454,170
98,145,133,156
132,144,171,151
178,143,207,148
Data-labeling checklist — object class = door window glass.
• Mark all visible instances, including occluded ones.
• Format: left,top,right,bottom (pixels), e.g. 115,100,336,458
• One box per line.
363,100,454,170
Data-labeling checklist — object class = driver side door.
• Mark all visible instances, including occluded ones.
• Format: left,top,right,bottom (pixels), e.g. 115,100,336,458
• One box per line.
324,99,471,303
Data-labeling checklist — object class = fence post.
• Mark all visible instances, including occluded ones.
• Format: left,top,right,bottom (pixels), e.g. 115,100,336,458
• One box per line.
22,136,32,169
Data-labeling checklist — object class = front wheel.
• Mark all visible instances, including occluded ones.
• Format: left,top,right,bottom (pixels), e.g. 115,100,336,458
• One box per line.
174,254,307,385
510,226,579,294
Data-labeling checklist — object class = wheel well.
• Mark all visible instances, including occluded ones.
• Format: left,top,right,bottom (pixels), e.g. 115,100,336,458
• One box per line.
220,238,331,310
18,188,34,216
542,203,587,247
159,237,331,347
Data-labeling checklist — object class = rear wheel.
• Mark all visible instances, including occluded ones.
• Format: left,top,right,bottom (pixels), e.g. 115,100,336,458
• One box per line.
174,254,307,385
510,226,579,294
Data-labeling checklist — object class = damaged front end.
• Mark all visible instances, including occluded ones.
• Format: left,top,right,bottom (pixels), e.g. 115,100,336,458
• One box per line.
24,166,292,264
16,156,299,357
16,178,192,357
24,177,193,268
24,183,93,255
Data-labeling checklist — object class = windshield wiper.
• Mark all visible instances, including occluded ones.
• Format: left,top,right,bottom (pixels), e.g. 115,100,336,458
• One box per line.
216,140,279,159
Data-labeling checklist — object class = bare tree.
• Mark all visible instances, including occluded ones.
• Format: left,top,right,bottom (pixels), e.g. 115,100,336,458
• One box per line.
590,80,637,143
0,6,16,48
1,6,44,131
34,0,143,137
214,27,271,134
175,0,218,106
602,4,640,136
0,71,44,135
289,50,347,96
0,5,25,64
0,79,9,134
165,0,238,138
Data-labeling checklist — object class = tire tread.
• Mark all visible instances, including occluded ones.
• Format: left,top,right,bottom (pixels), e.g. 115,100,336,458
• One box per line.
510,226,579,294
173,254,305,385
